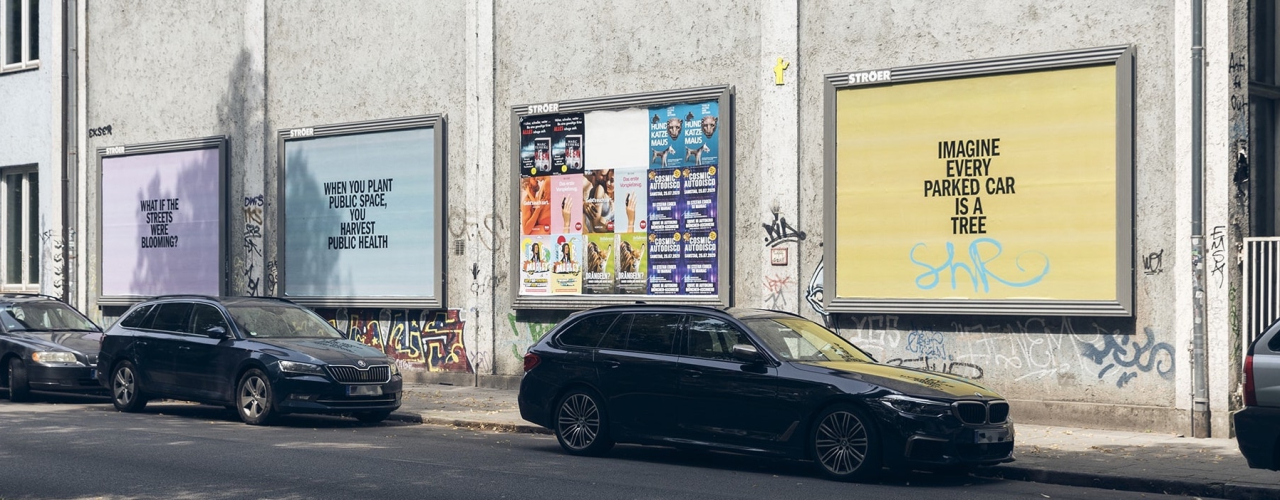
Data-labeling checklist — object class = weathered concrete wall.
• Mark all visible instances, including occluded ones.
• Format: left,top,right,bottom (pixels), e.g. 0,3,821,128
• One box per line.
796,0,1182,432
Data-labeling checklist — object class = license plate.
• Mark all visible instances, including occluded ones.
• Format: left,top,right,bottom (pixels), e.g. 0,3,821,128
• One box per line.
974,429,1009,444
347,385,382,397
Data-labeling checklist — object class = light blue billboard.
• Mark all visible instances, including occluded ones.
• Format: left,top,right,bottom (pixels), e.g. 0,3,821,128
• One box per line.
283,124,440,303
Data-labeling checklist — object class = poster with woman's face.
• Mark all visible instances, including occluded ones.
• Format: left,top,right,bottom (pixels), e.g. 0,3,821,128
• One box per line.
582,169,615,233
520,176,552,235
520,236,552,295
550,234,583,294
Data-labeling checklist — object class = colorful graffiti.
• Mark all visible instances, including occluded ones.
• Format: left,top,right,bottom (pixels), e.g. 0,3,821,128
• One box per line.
508,313,555,361
318,308,471,373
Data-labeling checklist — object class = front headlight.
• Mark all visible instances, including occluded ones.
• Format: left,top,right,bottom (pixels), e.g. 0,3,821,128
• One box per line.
32,351,82,365
880,394,952,417
388,362,400,376
278,360,326,376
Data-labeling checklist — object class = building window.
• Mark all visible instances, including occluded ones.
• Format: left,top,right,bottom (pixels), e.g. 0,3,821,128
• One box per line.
1,0,38,72
0,166,38,290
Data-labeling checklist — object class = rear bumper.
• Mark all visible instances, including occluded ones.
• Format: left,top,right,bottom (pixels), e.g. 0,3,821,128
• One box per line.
1235,406,1280,470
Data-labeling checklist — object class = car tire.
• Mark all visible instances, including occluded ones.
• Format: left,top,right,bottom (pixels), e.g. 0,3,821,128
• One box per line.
810,404,882,482
110,361,148,412
236,369,277,425
553,388,614,456
355,410,393,424
7,357,32,402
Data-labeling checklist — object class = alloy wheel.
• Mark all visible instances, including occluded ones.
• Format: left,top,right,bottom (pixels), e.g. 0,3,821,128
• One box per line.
113,366,136,406
557,393,600,450
814,410,870,475
240,375,270,420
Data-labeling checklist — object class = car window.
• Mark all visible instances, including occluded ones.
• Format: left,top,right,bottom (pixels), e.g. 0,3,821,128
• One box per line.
118,304,154,329
745,317,875,363
0,301,99,332
557,314,618,347
191,304,230,336
597,314,631,350
150,303,195,333
226,303,343,339
685,315,751,361
1269,331,1280,353
624,313,683,355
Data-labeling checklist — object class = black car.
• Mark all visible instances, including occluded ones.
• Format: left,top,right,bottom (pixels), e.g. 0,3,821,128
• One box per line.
96,296,402,425
1236,318,1280,470
518,305,1014,481
0,294,104,401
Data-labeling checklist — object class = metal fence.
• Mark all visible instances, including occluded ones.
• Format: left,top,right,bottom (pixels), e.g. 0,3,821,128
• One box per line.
1243,237,1280,359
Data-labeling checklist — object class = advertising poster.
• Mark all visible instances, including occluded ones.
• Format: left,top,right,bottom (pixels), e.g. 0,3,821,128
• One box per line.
834,65,1116,302
615,167,648,235
582,169,615,233
520,115,555,177
647,168,681,234
550,234,584,294
583,233,617,294
520,176,552,235
553,114,586,175
520,236,553,295
675,102,720,167
615,232,649,295
682,231,718,295
101,148,222,297
649,105,685,168
584,108,649,170
283,127,437,297
552,174,584,235
681,165,717,232
647,232,683,295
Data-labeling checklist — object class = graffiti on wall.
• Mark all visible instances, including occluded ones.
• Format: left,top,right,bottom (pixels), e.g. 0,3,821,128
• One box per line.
763,203,806,247
1143,249,1164,275
319,308,472,373
831,314,1175,390
508,313,554,361
1210,225,1227,289
40,230,65,296
764,275,793,309
242,194,265,296
805,259,828,326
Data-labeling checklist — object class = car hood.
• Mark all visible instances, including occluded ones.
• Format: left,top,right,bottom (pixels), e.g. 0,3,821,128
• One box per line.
794,361,1002,400
254,338,388,364
5,331,101,356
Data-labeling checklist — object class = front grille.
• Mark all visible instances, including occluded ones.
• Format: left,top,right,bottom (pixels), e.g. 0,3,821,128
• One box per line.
326,365,391,384
988,401,1010,423
954,401,987,424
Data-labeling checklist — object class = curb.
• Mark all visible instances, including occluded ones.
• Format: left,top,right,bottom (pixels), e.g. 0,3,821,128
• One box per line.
388,411,552,435
975,465,1280,500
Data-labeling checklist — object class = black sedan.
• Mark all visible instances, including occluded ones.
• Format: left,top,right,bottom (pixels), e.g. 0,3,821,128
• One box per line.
518,305,1014,481
1,294,104,401
96,296,402,425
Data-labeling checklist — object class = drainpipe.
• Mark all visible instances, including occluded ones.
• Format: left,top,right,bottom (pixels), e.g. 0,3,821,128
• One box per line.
1191,0,1211,439
59,0,74,304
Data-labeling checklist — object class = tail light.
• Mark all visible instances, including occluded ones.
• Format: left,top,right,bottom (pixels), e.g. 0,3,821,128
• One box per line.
1244,355,1257,407
523,352,541,372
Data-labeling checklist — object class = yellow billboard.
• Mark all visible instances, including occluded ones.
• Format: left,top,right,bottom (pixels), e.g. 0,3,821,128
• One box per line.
830,55,1130,313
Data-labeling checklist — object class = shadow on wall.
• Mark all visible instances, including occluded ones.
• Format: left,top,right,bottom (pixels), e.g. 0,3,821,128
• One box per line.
215,49,275,296
125,154,221,296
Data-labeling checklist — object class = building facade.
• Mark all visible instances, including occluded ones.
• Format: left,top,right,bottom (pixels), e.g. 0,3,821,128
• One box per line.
6,0,1274,437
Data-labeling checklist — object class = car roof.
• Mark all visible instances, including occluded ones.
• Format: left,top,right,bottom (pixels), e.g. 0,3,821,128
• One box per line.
141,295,300,307
569,303,797,320
0,293,67,305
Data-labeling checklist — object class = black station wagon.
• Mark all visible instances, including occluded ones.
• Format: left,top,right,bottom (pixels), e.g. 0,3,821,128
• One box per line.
518,305,1014,481
97,296,402,425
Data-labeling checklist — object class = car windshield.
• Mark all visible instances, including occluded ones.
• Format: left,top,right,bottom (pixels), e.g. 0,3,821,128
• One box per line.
745,317,875,363
225,303,343,339
0,302,99,332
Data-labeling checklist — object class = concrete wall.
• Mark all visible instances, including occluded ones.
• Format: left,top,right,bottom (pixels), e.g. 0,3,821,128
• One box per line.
76,0,1249,433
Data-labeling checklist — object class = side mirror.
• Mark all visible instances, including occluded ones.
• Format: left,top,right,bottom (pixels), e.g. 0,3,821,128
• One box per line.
731,344,763,363
204,325,228,339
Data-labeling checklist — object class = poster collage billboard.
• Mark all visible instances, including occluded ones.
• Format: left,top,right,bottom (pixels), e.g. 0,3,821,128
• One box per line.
518,100,721,298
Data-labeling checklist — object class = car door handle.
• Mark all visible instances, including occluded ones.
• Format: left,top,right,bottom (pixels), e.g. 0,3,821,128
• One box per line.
682,368,703,377
602,360,621,369
177,345,192,351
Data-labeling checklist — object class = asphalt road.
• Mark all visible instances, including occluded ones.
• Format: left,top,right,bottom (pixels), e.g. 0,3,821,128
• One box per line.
0,393,1203,500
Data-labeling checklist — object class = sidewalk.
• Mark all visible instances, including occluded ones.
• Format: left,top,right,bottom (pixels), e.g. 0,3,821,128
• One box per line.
391,384,1279,499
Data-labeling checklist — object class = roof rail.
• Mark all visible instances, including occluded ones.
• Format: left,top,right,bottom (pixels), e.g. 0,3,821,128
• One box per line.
0,292,63,301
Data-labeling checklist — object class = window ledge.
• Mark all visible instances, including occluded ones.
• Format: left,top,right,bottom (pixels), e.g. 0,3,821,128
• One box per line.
0,60,41,75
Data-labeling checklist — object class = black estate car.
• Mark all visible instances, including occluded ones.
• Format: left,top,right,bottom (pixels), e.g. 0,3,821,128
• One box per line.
518,305,1014,481
0,294,103,401
97,296,402,425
